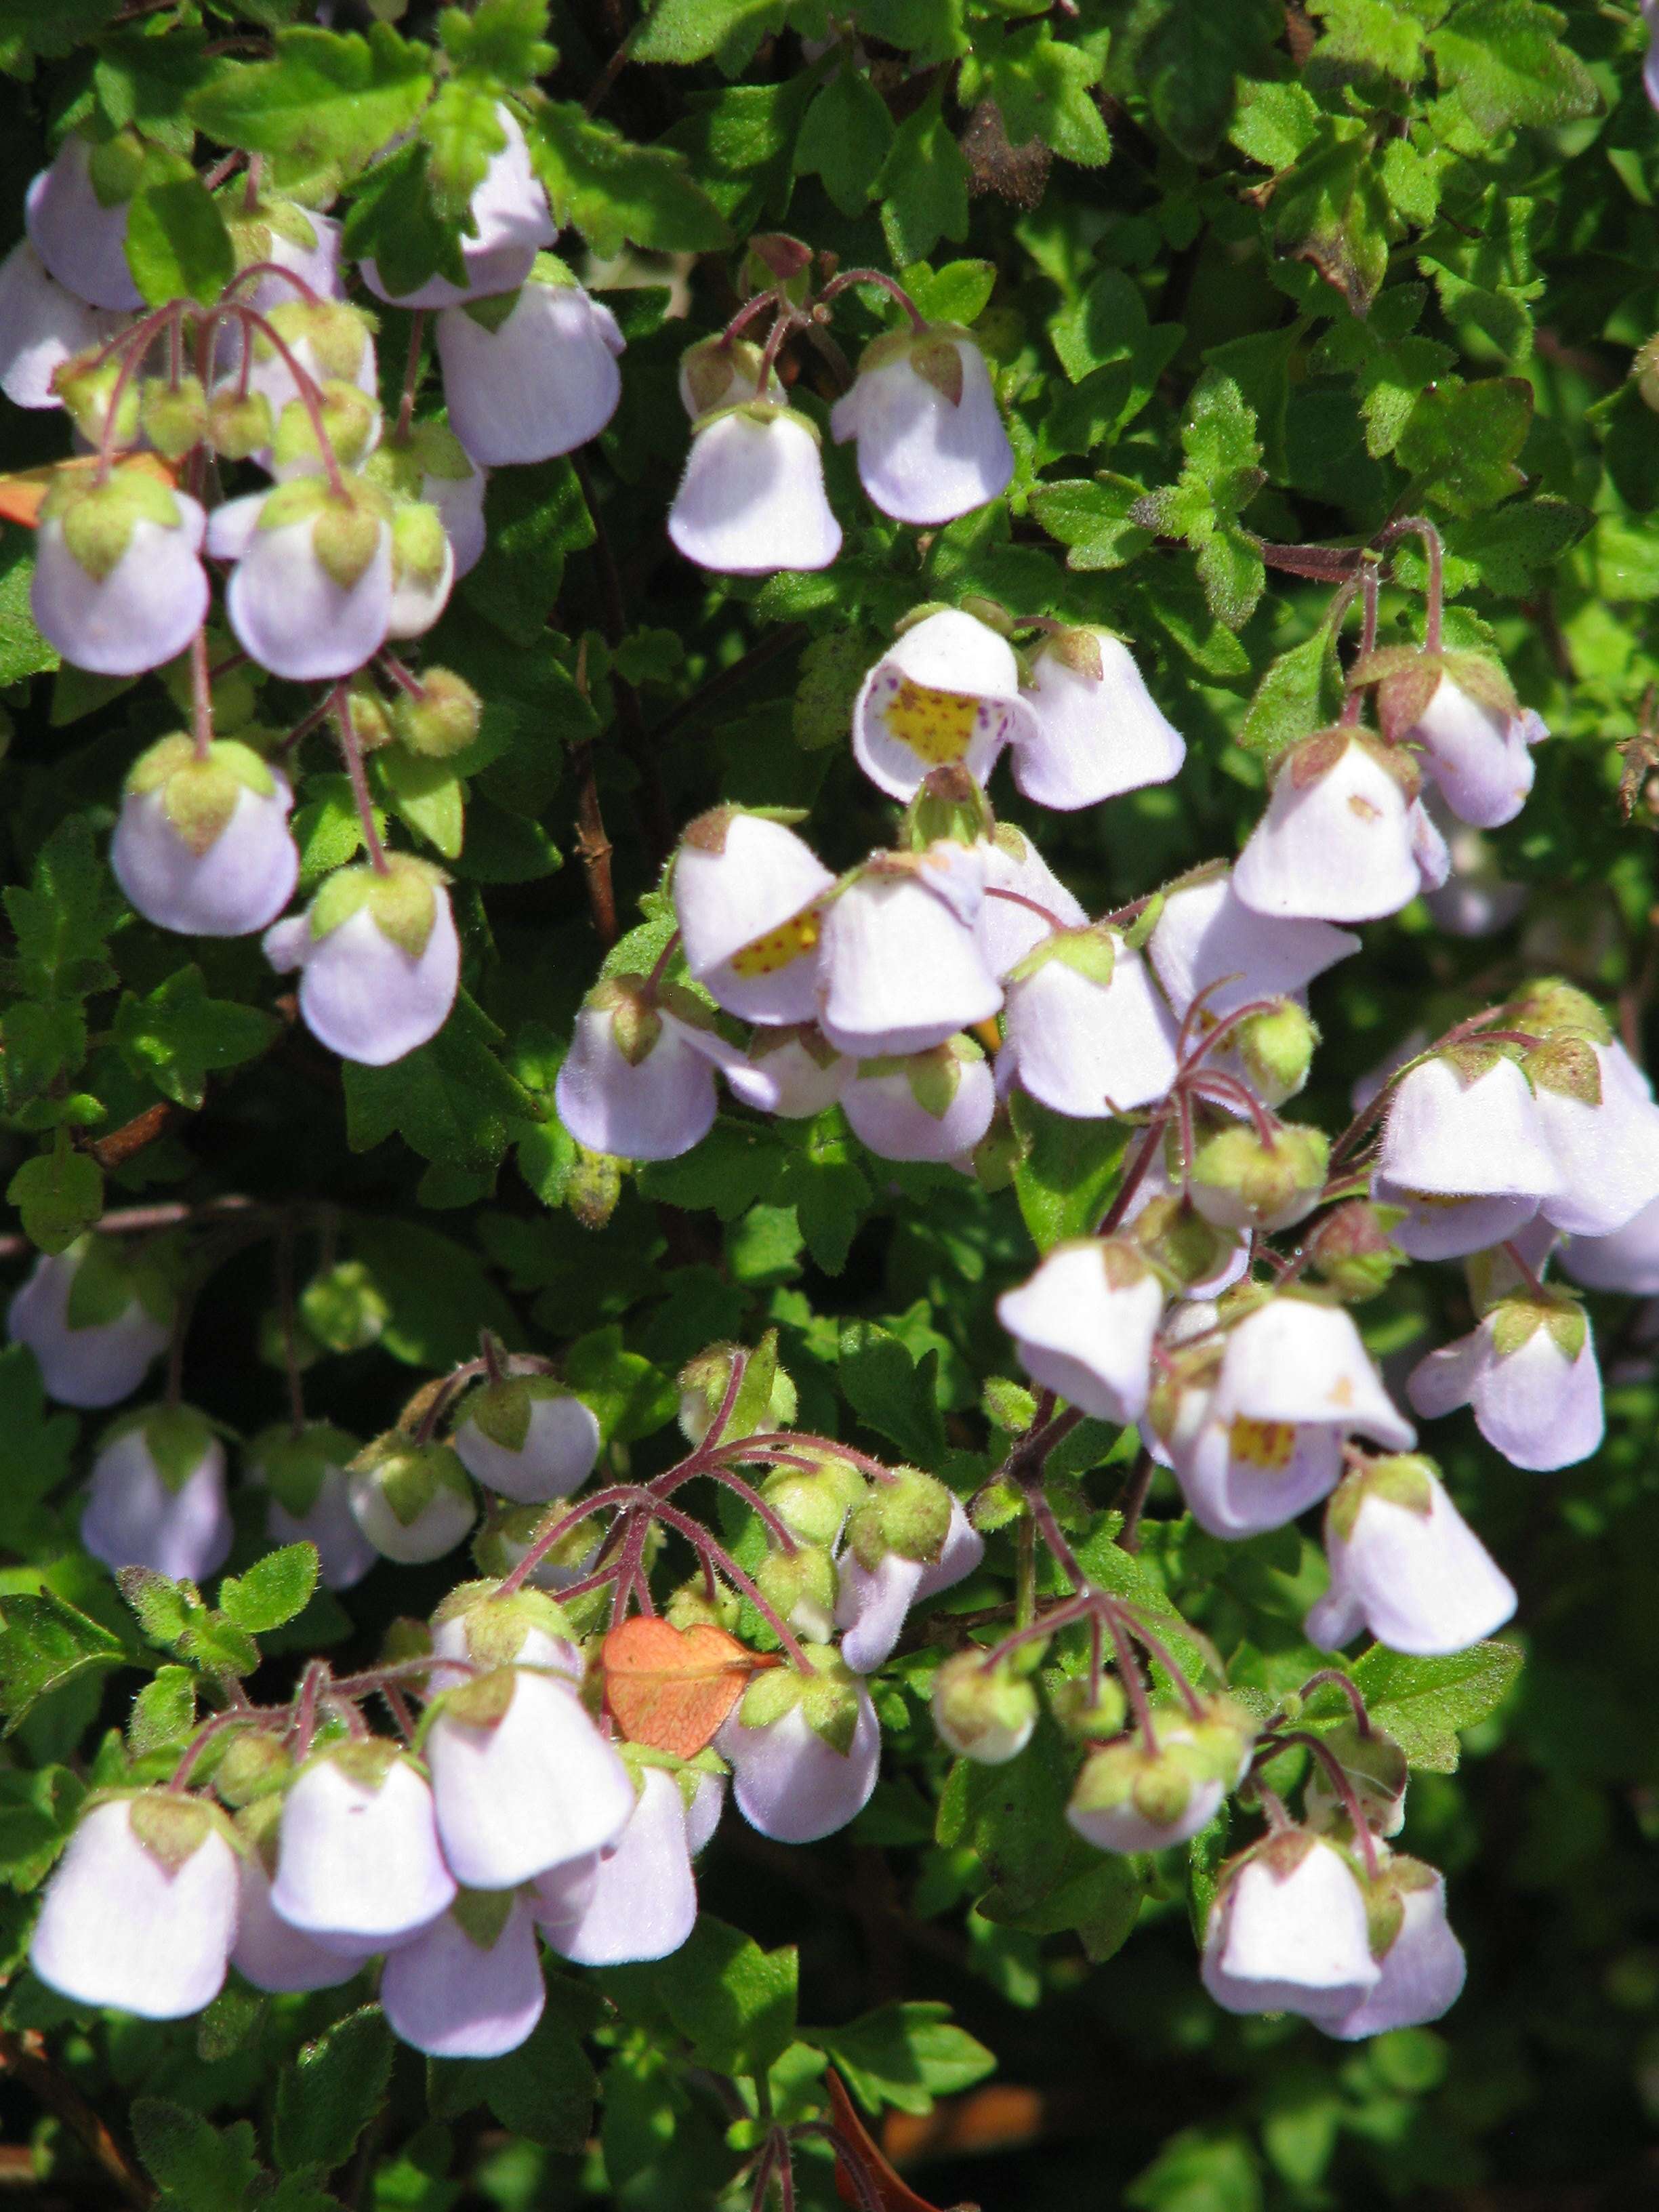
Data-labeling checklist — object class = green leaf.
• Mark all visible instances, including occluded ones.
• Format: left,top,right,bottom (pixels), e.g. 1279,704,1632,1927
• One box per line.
564,1325,678,1444
1269,124,1393,316
960,22,1111,167
1350,1641,1523,1771
904,257,998,327
339,140,466,302
0,1589,124,1734
606,1914,798,2077
375,746,466,861
112,965,279,1112
838,1320,946,1465
1240,623,1345,758
128,1666,197,1757
527,102,731,256
1122,0,1284,163
1008,1095,1129,1252
343,991,538,1170
1307,0,1428,81
0,1765,86,1891
5,814,120,1002
1427,1,1600,135
131,2102,262,2212
124,173,234,307
272,2008,394,2175
7,1149,103,1256
431,1992,598,2150
0,1345,78,1552
421,75,506,219
632,0,785,66
438,0,555,82
1394,375,1532,516
794,68,895,218
1031,478,1154,573
218,1545,319,1636
459,458,595,648
1126,2130,1263,2212
779,1126,872,1276
0,529,59,687
190,24,434,176
1135,372,1266,628
815,2002,996,2116
349,1218,522,1368
878,89,968,266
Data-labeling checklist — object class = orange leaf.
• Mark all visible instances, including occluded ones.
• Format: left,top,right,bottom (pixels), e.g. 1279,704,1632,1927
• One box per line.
826,2070,980,2212
600,1616,775,1759
0,452,178,529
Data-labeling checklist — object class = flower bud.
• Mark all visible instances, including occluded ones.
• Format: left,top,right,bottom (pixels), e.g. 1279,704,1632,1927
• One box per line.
1131,1191,1240,1294
756,1543,838,1643
138,374,208,461
56,352,140,446
759,1453,869,1546
665,1576,744,1635
716,1645,880,1843
678,333,779,416
1047,1673,1128,1742
1307,1200,1406,1302
214,1731,294,1808
676,1331,796,1446
566,1144,622,1230
81,1403,232,1583
472,1503,601,1603
112,734,299,939
263,855,459,1067
846,1467,954,1572
345,1431,476,1563
931,1649,1038,1765
1189,1122,1330,1233
248,1420,375,1591
207,384,275,460
392,667,483,758
1233,999,1318,1105
1302,1718,1409,1840
452,1370,600,1504
7,1236,171,1408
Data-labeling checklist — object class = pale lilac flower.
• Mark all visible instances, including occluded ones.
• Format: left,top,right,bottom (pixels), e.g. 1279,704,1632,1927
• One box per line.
726,1025,850,1120
717,1657,880,1843
851,609,1033,800
80,1406,232,1583
1376,1050,1559,1257
264,859,459,1067
816,846,1000,1057
555,979,753,1161
232,1843,359,1995
835,1495,984,1673
1147,869,1358,1024
270,1748,455,1951
996,1240,1165,1422
7,1241,169,1409
0,241,124,409
362,108,554,307
668,404,841,575
213,479,393,682
842,1039,995,1164
1322,1864,1466,2040
1202,1835,1380,2024
1561,1193,1659,1295
247,1422,376,1593
1306,1454,1517,1656
1010,630,1185,810
33,476,207,678
25,133,143,310
112,737,298,939
1532,1036,1659,1238
344,1435,476,1564
437,275,623,464
380,1893,546,2057
1406,672,1538,828
978,825,1086,975
672,808,834,1026
534,1767,699,1966
1002,928,1179,1117
230,201,344,319
30,1797,238,2018
1233,733,1421,923
1408,1296,1603,1472
451,1374,600,1504
830,327,1013,525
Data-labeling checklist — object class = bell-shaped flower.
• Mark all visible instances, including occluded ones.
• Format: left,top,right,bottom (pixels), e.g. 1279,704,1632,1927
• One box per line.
1213,1296,1414,1450
1010,628,1185,810
7,1238,170,1408
236,296,378,428
534,1764,699,1966
672,807,835,1025
851,609,1033,800
213,475,393,682
80,1404,232,1582
834,1471,985,1673
33,468,207,678
669,399,842,576
345,1431,476,1563
997,1239,1165,1422
979,823,1086,975
1188,1121,1330,1236
1527,1030,1659,1239
270,1744,455,1950
437,268,623,464
716,1647,880,1843
0,241,123,409
363,108,554,307
264,856,459,1066
1069,1699,1255,1854
1201,1832,1380,2024
30,1795,238,2018
931,1650,1039,1766
1002,927,1179,1118
1158,1378,1347,1540
264,377,383,484
24,131,143,310
247,1422,376,1592
1359,644,1538,828
555,977,752,1162
380,1890,546,2058
232,1825,360,1996
451,1371,600,1504
1147,868,1359,1025
1233,731,1422,924
842,1036,995,1164
830,325,1012,525
1379,1047,1558,1208
226,197,344,317
385,501,455,639
1321,1859,1466,2041
1306,1454,1516,1656
1561,1191,1659,1295
1408,1294,1603,1472
426,1582,579,1692
112,734,298,938
816,845,1000,1057
425,1662,635,1888
678,333,782,416
727,1025,850,1120
367,420,487,577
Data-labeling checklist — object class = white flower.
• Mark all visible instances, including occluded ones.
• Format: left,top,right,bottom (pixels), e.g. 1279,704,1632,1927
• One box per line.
1160,1380,1347,1539
816,846,1000,1057
213,478,393,682
33,474,208,679
451,1374,600,1504
230,199,344,319
231,1842,358,1994
247,1423,377,1593
437,276,624,464
669,403,842,575
851,609,1033,800
978,825,1086,977
1002,929,1179,1118
426,1666,635,1888
269,1747,456,1950
716,1658,880,1843
1561,1192,1659,1295
834,1496,985,1674
380,1893,546,2058
830,327,1013,525
555,979,752,1162
1201,1836,1380,2024
6,1240,169,1409
344,1435,476,1564
80,1406,232,1583
264,858,459,1067
678,334,781,416
726,1025,850,1120
842,1038,995,1165
385,502,455,640
1407,671,1538,829
1214,1297,1414,1448
1322,1864,1466,2040
112,737,298,939
534,1766,699,1967
1306,1454,1517,1656
1378,1050,1559,1208
30,1796,238,2018
1371,1181,1544,1263
362,109,554,307
1233,733,1421,924
0,241,124,409
1531,1036,1659,1239
996,1240,1165,1422
24,133,143,310
401,422,487,576
1147,869,1359,1025
672,808,834,1026
1010,630,1185,811
1408,1296,1603,1472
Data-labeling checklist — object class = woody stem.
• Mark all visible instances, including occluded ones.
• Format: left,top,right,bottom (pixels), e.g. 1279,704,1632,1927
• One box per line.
188,627,214,762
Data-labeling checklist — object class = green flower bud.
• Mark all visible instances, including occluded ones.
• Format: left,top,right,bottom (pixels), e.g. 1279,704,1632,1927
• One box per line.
756,1543,838,1642
1307,1200,1406,1302
138,375,209,462
847,1466,953,1572
1048,1673,1128,1743
1234,999,1318,1105
760,1453,869,1545
931,1648,1038,1764
1189,1121,1330,1234
214,1732,293,1807
207,385,275,460
1303,1717,1410,1840
665,1576,744,1635
676,1330,796,1446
